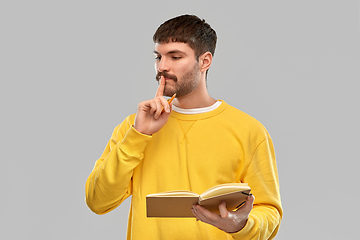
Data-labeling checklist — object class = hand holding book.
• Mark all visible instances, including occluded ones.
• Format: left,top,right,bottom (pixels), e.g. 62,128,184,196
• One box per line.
192,194,255,233
146,183,251,218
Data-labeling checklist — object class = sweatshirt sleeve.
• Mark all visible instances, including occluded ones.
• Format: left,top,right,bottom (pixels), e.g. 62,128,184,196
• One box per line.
231,133,283,240
85,115,152,214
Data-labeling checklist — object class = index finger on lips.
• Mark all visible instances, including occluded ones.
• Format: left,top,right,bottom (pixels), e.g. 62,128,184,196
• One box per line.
155,76,165,97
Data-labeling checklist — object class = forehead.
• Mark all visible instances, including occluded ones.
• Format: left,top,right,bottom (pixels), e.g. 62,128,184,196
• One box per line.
154,42,195,56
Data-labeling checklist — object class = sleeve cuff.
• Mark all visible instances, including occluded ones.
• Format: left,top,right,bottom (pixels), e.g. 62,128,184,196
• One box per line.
119,125,152,158
229,215,258,239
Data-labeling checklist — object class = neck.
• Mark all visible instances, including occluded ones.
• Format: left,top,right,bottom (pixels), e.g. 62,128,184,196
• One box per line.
172,78,216,109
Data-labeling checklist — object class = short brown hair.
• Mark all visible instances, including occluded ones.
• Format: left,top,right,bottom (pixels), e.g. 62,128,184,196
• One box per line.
153,14,217,60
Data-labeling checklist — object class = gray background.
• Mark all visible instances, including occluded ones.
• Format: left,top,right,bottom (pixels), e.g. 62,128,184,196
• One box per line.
1,0,359,239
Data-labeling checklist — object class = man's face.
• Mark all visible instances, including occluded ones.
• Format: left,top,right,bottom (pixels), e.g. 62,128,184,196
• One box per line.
154,42,200,98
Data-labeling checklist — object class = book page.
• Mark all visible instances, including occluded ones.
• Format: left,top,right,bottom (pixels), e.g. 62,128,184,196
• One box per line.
199,190,251,214
200,183,249,199
147,190,198,197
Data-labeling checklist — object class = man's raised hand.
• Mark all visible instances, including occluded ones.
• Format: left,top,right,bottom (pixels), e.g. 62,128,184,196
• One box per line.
134,76,172,135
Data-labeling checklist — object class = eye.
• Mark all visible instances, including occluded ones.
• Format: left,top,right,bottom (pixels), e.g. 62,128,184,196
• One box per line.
155,55,161,60
172,56,181,60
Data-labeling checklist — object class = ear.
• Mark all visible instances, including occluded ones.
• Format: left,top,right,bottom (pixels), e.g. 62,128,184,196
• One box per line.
199,52,213,73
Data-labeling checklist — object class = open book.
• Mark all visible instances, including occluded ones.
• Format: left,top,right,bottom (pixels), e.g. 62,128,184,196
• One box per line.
146,183,251,217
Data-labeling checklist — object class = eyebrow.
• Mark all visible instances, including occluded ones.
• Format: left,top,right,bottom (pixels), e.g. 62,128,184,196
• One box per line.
153,50,187,55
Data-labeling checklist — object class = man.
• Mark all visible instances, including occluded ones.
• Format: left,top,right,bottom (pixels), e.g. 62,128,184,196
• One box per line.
86,14,282,239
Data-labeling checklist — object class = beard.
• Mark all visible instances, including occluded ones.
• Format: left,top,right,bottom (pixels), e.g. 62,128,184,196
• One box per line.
156,64,200,98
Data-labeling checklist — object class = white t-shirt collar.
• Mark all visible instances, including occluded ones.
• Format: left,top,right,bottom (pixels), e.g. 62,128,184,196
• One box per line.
172,101,222,115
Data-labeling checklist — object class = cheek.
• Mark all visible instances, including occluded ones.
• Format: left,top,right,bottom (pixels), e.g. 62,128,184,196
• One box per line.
176,64,194,78
182,63,195,73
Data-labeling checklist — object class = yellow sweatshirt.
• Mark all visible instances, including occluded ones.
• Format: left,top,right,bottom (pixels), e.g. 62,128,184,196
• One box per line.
85,101,282,239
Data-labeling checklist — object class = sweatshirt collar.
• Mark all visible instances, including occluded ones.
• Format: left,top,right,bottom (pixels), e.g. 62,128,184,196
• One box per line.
170,100,228,121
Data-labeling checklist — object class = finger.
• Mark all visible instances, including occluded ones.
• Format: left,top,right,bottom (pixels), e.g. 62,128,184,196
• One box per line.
219,202,229,218
246,194,255,209
191,206,200,221
153,98,164,119
168,101,173,112
236,194,255,214
159,96,170,114
155,76,165,97
148,100,158,115
193,205,221,223
161,93,176,113
192,205,209,223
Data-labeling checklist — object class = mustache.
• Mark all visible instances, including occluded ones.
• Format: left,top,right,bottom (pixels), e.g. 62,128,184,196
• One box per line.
156,72,178,82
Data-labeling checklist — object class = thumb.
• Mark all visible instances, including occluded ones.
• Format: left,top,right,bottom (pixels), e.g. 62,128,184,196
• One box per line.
219,202,229,218
241,194,255,212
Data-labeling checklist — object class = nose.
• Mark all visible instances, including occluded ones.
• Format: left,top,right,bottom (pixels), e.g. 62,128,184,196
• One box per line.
157,57,170,73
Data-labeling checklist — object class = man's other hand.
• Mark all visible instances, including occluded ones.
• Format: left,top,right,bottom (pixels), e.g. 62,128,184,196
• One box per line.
134,76,172,135
192,194,255,233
